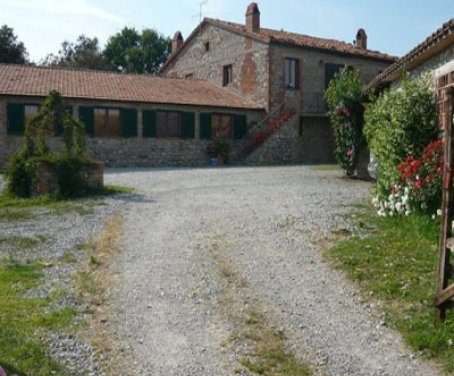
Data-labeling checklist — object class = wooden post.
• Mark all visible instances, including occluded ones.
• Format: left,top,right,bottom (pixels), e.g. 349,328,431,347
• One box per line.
435,79,454,320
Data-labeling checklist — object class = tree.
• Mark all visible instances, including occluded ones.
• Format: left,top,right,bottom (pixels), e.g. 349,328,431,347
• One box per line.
42,35,108,70
104,27,171,74
0,25,28,64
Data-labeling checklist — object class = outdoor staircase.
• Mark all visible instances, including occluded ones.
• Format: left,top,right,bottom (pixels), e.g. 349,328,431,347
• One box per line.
238,110,295,160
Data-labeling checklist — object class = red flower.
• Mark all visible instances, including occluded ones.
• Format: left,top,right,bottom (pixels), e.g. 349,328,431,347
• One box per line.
346,149,353,157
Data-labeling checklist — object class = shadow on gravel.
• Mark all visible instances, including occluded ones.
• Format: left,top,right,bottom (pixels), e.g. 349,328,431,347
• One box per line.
111,192,155,204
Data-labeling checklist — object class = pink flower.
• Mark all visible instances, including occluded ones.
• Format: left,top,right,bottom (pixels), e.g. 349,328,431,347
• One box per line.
346,149,353,157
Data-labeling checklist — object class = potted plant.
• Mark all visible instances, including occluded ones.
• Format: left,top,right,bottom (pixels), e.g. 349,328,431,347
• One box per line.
207,140,231,165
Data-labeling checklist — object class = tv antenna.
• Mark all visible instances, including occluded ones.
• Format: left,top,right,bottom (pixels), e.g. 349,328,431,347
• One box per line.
192,0,207,23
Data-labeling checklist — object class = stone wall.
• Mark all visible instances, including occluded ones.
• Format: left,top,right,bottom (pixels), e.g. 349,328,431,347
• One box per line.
268,44,392,114
162,24,270,109
33,161,103,197
0,96,264,168
410,43,454,79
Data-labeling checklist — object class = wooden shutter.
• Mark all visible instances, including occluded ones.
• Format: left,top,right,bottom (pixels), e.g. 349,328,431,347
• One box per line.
200,113,212,140
121,108,138,137
143,110,157,137
7,103,25,135
181,112,195,139
233,115,247,139
295,59,300,89
79,106,95,136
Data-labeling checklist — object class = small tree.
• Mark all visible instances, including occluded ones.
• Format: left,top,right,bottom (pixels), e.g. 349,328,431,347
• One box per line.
325,68,365,177
364,74,438,197
6,91,90,197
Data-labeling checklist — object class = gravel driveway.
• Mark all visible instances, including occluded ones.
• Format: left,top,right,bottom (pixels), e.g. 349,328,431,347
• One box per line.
104,166,440,376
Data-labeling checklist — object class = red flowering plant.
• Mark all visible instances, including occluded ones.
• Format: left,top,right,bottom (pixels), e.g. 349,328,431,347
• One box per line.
325,68,365,177
372,139,444,217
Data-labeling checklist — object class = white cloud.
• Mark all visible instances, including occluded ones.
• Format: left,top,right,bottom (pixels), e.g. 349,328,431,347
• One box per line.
0,0,124,24
0,0,125,62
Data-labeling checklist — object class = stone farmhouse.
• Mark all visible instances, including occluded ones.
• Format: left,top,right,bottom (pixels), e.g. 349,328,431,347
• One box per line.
0,3,395,168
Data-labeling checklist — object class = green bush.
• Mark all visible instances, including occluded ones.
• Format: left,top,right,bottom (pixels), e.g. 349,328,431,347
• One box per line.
364,74,438,196
325,68,364,176
5,155,33,198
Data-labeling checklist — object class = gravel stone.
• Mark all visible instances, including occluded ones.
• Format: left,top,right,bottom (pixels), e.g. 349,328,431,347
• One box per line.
104,166,441,376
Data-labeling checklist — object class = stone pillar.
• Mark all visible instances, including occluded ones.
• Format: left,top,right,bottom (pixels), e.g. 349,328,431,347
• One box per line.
138,108,143,138
195,111,201,140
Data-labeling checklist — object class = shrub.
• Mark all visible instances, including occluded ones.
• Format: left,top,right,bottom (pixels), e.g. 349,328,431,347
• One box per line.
207,140,231,162
372,139,444,217
5,155,33,198
325,68,365,177
364,74,438,196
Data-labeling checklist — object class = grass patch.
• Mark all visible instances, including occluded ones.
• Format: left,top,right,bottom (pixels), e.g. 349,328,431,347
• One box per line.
101,184,135,195
75,214,127,372
324,207,454,372
0,259,76,375
0,234,48,252
210,242,311,375
0,184,132,222
310,164,340,171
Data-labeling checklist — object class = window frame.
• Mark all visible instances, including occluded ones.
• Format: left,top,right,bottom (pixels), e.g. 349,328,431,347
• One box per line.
284,57,299,89
93,107,122,138
155,110,183,138
223,64,233,87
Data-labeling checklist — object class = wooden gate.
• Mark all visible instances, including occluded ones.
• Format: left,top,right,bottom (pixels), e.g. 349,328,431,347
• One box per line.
434,71,454,320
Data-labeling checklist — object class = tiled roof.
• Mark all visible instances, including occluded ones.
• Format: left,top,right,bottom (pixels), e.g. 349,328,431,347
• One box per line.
209,18,396,62
366,18,454,91
0,64,262,110
162,18,396,71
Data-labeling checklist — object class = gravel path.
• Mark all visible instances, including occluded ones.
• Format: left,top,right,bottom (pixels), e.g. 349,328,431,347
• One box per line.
105,166,441,376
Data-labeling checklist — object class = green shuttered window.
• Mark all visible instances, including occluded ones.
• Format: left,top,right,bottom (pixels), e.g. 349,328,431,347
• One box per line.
79,106,95,136
7,103,25,135
233,115,247,139
200,113,212,140
143,110,157,137
121,108,138,137
181,112,195,139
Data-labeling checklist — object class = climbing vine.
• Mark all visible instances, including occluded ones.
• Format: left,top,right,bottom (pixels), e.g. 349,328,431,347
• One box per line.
6,90,93,197
325,68,365,177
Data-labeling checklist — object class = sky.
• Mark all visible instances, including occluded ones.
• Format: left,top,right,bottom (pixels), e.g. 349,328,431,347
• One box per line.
0,0,453,63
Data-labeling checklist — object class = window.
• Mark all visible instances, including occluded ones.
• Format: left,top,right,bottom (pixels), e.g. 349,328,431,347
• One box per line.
185,73,194,80
24,105,39,127
157,111,181,138
7,103,39,135
324,63,344,89
204,41,210,52
212,114,233,139
200,113,248,140
284,58,299,88
94,108,121,137
223,64,233,86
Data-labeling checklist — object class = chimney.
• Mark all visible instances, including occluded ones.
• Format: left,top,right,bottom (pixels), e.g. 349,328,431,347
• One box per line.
356,28,367,50
246,3,260,33
172,31,184,54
